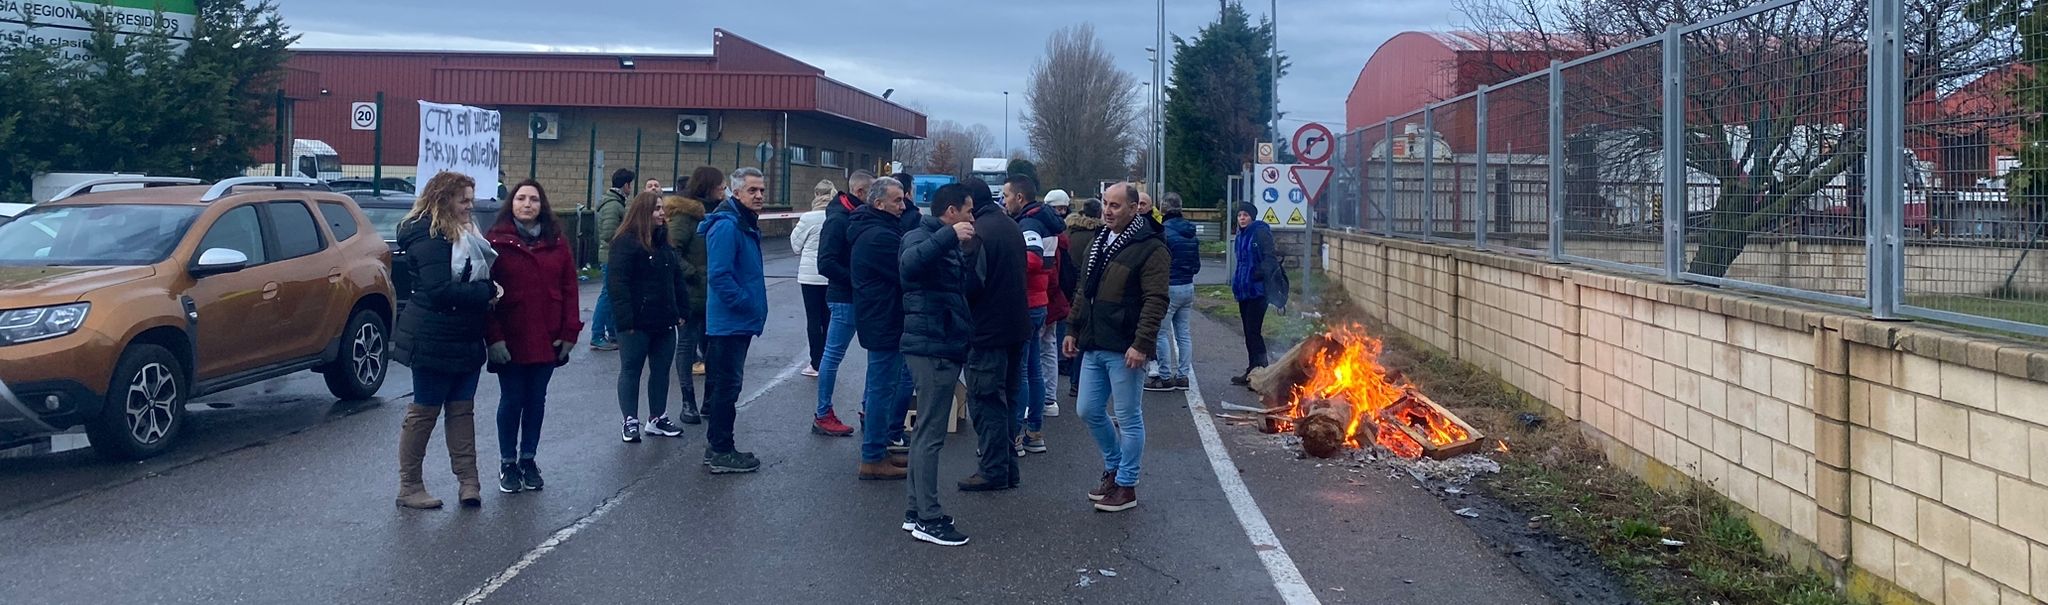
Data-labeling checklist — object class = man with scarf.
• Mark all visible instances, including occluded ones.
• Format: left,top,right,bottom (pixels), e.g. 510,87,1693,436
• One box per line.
1063,183,1169,513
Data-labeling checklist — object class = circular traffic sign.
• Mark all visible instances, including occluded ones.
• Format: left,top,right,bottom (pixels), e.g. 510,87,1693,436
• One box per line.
1262,187,1280,203
350,102,378,130
1261,166,1280,183
1291,122,1334,166
1288,188,1305,204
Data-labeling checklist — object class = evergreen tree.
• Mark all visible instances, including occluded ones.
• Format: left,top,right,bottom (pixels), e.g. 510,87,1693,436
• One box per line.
1163,1,1285,208
0,0,295,199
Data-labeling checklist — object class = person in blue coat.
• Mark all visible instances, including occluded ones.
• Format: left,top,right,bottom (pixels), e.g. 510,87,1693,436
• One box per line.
1229,203,1288,387
697,167,770,474
1145,193,1202,392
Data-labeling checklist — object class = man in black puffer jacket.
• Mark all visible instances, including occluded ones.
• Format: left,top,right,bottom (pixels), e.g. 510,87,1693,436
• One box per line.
897,184,978,546
811,170,876,436
848,179,915,480
959,181,1029,492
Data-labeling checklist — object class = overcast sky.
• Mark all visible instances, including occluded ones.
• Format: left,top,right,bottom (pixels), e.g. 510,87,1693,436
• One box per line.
277,0,1465,153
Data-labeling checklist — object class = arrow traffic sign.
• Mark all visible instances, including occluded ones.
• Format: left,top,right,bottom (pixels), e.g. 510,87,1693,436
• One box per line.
1291,122,1334,166
1290,165,1333,206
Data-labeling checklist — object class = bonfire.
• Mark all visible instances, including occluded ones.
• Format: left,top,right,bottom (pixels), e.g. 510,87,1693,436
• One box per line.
1251,325,1484,460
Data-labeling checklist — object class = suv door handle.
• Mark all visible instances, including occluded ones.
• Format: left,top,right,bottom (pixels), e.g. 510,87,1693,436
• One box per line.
329,268,344,284
263,282,280,300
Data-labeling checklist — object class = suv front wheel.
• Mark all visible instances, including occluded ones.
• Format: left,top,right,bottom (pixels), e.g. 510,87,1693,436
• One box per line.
321,309,387,400
86,344,187,460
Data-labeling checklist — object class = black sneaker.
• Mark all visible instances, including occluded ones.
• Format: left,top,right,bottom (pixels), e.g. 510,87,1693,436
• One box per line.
498,461,524,493
887,436,909,454
518,459,545,490
622,417,642,443
1144,376,1174,392
646,416,684,438
911,516,970,547
707,450,760,474
901,510,918,532
1229,371,1252,386
1174,376,1189,391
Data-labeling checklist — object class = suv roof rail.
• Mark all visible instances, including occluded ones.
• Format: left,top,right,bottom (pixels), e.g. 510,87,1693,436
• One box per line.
200,177,329,202
49,177,205,202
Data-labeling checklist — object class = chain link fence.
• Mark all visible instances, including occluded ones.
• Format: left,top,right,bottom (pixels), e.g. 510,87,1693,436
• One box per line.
1326,0,2048,338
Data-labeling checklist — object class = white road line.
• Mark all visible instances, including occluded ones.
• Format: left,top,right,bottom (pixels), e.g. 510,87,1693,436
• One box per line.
451,486,633,605
454,358,802,604
737,358,807,411
1182,374,1322,605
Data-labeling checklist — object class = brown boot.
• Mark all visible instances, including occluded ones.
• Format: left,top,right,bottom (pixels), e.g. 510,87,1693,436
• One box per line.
445,400,482,507
396,404,443,509
1094,485,1138,512
888,453,909,468
859,461,907,481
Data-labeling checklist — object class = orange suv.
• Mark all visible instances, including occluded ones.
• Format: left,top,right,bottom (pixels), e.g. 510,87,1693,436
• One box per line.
0,177,396,459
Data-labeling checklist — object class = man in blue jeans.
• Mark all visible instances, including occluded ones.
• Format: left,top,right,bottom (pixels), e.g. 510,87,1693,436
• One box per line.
1005,175,1062,455
811,170,874,436
848,178,914,479
1064,183,1169,512
1146,193,1200,392
588,168,636,350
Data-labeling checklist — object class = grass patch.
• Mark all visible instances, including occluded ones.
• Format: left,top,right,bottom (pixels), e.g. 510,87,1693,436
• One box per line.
1199,239,1229,257
1193,268,1340,353
1297,289,1860,605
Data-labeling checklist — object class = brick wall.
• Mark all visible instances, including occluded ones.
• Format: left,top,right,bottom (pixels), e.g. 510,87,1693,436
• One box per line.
1325,230,2048,605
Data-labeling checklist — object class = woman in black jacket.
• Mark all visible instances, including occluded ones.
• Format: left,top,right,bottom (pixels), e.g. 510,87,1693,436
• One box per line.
391,171,501,510
608,192,690,443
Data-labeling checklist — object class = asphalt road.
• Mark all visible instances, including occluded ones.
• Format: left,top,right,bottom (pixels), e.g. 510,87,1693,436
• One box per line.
0,239,1559,604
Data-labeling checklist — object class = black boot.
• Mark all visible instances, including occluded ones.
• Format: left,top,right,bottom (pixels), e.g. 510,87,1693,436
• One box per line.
677,399,702,425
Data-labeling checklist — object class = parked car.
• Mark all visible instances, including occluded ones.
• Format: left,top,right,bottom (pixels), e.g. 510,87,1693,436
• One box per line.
342,191,502,307
326,177,415,195
0,177,396,459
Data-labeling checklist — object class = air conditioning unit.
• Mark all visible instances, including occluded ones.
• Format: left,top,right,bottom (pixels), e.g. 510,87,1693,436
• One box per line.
677,114,710,143
530,112,561,140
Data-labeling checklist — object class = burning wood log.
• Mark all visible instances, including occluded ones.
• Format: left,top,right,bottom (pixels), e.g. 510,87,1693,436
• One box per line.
1247,334,1333,408
1292,398,1353,458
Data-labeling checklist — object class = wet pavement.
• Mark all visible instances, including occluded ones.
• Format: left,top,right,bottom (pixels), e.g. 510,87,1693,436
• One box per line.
0,241,1560,604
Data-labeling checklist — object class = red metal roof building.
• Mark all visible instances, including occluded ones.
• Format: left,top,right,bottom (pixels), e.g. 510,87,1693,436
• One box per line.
264,29,925,207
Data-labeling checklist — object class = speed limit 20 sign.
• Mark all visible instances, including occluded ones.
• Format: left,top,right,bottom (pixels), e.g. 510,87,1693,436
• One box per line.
350,102,379,131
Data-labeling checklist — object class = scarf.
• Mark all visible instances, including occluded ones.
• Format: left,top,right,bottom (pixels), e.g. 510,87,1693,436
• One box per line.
517,220,543,241
1083,219,1140,299
450,222,497,282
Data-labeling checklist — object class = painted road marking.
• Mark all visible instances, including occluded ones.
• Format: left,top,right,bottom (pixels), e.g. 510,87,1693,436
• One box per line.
1183,374,1322,604
455,358,803,604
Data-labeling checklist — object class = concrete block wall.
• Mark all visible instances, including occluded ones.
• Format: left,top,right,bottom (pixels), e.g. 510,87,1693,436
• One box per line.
1323,230,2048,605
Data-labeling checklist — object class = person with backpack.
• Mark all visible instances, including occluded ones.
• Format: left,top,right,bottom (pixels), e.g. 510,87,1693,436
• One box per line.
1229,203,1289,387
589,168,636,351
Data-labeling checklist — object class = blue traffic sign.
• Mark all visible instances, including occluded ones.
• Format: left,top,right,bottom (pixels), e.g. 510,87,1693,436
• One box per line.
1288,188,1305,204
1262,187,1280,203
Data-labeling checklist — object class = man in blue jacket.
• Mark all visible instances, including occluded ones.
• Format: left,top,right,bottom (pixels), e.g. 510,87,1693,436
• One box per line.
898,184,978,546
1146,193,1201,392
698,167,770,474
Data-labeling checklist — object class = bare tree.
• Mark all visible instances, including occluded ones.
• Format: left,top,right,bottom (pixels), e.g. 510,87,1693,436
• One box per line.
892,118,995,175
1461,0,2016,276
1023,24,1139,193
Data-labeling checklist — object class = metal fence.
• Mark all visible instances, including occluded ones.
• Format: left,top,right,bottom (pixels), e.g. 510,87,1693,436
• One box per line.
1325,0,2048,338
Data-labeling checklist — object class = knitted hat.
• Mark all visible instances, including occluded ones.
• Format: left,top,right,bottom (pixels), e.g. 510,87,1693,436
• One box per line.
1045,189,1071,207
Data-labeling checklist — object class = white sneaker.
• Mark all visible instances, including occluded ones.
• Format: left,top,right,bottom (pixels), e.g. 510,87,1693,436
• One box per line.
801,365,819,377
1043,402,1060,417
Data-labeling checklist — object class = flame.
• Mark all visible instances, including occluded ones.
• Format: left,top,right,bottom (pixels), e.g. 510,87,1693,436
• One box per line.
1283,325,1473,459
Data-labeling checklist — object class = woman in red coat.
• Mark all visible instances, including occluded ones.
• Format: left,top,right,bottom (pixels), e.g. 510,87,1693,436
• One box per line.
484,179,583,494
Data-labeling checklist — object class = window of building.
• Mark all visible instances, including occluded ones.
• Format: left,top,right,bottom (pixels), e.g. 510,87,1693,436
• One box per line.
819,149,841,168
789,145,813,165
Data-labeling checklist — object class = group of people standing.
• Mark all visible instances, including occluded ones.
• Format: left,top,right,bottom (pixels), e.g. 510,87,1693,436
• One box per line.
388,165,776,509
379,164,1291,552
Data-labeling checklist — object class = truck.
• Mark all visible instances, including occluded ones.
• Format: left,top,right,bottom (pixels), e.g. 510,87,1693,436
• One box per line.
969,157,1007,201
289,139,345,182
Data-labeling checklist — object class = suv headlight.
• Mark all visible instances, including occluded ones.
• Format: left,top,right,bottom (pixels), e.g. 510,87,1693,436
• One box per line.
0,303,90,346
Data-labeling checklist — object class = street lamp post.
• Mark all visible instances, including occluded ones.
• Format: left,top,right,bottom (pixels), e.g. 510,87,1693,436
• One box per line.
1003,91,1010,158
